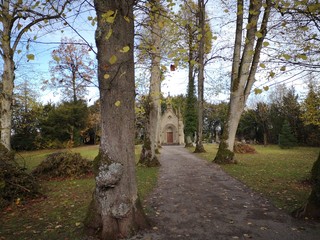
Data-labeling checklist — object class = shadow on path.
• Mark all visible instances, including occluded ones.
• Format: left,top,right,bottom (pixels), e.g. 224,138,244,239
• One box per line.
129,145,320,240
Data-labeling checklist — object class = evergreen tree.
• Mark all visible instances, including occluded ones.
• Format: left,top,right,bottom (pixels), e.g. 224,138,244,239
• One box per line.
184,75,197,147
279,120,297,149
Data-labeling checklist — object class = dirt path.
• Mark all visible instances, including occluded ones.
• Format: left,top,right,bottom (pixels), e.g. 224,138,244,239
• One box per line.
129,145,320,240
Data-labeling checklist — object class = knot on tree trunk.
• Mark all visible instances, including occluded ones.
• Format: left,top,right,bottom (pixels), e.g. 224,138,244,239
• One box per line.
111,201,131,219
96,163,124,190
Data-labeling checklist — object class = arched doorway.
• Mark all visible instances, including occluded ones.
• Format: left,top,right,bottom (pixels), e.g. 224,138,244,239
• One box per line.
166,127,174,144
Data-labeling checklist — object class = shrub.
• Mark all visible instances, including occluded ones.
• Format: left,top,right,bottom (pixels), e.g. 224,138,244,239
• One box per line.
234,142,257,154
0,144,39,209
32,152,93,179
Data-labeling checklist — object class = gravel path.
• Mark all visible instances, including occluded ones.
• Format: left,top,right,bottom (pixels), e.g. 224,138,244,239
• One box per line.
129,145,320,240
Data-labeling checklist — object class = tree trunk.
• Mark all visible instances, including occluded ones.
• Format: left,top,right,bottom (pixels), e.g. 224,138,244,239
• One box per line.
194,0,206,153
214,95,245,164
184,25,197,148
1,32,15,151
263,132,268,146
85,1,149,239
139,0,161,167
214,0,271,164
292,151,320,219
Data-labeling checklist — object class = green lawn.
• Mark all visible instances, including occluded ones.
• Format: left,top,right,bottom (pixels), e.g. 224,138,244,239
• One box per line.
191,144,319,213
1,144,319,239
0,145,158,240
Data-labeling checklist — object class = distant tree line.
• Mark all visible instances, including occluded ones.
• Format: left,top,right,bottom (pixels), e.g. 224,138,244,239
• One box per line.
169,82,319,148
11,85,100,150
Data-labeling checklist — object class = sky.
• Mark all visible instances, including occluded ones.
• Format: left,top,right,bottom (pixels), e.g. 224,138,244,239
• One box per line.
10,0,317,107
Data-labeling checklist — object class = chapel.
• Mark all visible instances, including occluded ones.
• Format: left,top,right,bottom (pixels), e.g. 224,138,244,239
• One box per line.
159,102,185,145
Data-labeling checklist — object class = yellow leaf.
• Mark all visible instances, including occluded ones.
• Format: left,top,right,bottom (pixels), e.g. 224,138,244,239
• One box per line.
282,54,291,60
255,31,263,38
263,86,269,91
120,46,130,53
158,21,164,29
269,71,275,78
53,55,60,62
27,54,35,61
105,28,113,40
109,55,117,64
104,74,110,79
124,16,130,23
260,63,266,68
254,88,263,94
280,66,286,71
102,10,117,24
263,41,269,47
115,101,121,107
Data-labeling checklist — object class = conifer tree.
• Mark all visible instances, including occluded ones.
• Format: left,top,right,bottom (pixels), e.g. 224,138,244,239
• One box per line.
278,120,297,149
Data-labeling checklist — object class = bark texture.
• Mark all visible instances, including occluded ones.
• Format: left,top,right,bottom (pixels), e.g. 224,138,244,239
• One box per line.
1,1,15,150
292,151,320,219
85,1,149,239
194,0,206,154
139,0,162,167
214,0,271,164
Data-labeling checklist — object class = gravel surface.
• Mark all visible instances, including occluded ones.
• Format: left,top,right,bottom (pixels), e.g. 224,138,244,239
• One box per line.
128,145,320,240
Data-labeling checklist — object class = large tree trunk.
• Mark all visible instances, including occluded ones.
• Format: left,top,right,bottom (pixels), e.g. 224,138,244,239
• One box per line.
214,96,245,163
139,0,161,167
214,0,271,164
194,0,206,153
1,30,15,151
292,152,320,219
85,1,149,239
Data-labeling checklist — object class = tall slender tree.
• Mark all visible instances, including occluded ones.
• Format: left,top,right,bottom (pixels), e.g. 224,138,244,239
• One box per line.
214,0,272,164
194,0,206,153
0,0,70,150
85,1,148,239
46,37,95,103
138,0,162,167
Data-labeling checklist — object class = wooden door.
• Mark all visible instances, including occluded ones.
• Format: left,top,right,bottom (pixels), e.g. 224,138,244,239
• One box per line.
167,132,173,144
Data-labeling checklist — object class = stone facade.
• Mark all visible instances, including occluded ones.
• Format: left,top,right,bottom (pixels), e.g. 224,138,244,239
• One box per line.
159,104,184,145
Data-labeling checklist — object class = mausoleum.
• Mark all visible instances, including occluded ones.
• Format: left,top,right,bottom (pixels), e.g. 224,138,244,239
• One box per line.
159,103,185,145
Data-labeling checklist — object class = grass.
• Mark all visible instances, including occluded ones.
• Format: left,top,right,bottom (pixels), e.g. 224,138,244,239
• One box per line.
192,143,319,213
2,143,318,239
0,145,158,240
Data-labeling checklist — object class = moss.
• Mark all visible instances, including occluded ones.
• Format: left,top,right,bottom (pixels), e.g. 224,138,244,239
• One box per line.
308,152,320,208
194,143,206,153
92,152,101,175
84,197,102,238
213,141,236,164
138,137,160,167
